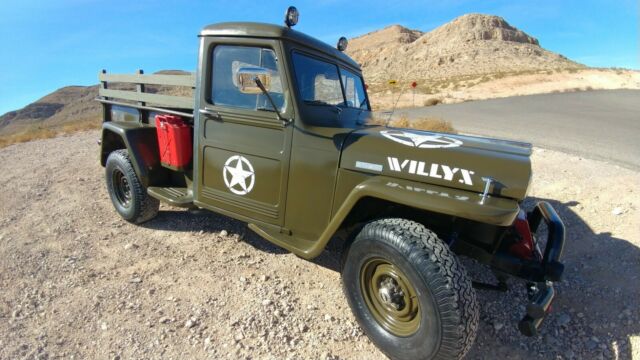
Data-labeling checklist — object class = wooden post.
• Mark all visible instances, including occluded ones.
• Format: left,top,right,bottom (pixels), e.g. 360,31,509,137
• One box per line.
101,69,110,122
136,69,146,107
136,69,147,123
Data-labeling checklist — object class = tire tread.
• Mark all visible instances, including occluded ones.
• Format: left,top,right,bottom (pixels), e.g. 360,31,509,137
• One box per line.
107,149,159,224
353,218,479,360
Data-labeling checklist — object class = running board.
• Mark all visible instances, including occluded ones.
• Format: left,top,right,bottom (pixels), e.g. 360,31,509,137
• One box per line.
147,187,194,207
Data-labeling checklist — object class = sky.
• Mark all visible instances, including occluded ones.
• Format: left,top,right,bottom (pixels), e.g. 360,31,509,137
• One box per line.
0,0,637,115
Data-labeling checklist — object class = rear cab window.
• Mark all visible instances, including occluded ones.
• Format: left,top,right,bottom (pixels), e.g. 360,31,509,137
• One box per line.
340,68,367,109
291,53,344,106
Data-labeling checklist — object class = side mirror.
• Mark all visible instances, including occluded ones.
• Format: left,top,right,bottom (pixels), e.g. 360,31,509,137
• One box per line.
236,66,272,94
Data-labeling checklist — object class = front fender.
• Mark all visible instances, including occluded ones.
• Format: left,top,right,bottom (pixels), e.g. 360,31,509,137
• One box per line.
288,175,519,259
345,176,521,226
100,122,164,187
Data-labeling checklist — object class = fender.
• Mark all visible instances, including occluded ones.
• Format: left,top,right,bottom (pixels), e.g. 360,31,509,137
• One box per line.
251,175,520,259
100,122,166,187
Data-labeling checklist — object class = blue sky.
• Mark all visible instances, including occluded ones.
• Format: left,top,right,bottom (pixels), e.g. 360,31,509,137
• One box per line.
0,0,637,115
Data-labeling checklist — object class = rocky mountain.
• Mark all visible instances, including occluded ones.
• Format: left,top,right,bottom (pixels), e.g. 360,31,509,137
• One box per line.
346,14,582,81
0,86,100,134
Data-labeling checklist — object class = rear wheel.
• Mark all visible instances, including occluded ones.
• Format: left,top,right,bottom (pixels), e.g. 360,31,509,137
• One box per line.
105,149,159,224
342,218,478,360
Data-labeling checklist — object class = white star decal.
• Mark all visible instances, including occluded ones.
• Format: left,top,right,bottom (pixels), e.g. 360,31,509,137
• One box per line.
223,155,255,195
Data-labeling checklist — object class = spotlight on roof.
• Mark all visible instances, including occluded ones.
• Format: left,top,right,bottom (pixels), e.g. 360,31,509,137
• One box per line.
284,6,299,28
337,37,348,52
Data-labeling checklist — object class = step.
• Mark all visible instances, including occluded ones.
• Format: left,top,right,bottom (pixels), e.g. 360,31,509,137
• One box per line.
147,186,194,207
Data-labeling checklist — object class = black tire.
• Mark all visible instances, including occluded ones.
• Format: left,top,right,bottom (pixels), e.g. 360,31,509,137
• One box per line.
105,149,159,224
342,218,478,360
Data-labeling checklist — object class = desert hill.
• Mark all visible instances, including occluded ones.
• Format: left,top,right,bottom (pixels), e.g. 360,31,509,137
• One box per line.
346,14,581,81
0,70,192,143
0,85,99,135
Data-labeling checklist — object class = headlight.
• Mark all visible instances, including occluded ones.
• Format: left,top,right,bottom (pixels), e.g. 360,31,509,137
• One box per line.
337,37,348,52
284,6,299,28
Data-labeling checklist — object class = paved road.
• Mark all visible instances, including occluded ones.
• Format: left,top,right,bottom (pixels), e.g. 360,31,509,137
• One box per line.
396,90,640,169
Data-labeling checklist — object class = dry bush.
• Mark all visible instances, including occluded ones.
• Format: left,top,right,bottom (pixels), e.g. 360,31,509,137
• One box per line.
492,72,507,80
367,113,456,134
0,117,100,149
392,116,410,128
408,117,456,133
420,87,435,94
0,127,58,148
423,98,442,107
58,118,101,133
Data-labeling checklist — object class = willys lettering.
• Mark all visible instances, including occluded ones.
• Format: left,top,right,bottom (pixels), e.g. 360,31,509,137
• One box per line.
387,157,475,186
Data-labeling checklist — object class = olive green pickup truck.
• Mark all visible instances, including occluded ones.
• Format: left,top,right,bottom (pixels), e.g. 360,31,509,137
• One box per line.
97,7,566,360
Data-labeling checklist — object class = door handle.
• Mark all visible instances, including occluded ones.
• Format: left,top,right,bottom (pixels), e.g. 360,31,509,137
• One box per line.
199,108,221,120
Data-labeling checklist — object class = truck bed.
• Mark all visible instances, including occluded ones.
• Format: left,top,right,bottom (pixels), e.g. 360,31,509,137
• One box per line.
97,70,196,118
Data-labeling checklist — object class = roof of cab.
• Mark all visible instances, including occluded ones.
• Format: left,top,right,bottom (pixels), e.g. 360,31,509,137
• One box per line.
200,22,360,70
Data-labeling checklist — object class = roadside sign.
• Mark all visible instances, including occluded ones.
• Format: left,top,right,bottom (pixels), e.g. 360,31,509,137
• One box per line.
411,81,418,106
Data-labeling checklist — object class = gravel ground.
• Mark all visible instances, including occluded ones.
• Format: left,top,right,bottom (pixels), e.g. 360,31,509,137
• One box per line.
0,130,638,359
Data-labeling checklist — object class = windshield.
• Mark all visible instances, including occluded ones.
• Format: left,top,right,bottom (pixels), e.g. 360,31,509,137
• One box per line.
292,52,369,110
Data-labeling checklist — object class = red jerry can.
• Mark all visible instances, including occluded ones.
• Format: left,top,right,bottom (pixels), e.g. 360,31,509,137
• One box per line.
155,114,192,169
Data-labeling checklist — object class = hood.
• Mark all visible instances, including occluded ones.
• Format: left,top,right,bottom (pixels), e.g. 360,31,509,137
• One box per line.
340,127,532,200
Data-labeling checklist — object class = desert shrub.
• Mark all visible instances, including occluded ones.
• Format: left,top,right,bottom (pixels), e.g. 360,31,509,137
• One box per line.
0,117,100,149
408,117,456,133
392,116,410,128
423,98,442,107
492,72,507,80
420,87,435,94
367,113,456,134
0,126,58,148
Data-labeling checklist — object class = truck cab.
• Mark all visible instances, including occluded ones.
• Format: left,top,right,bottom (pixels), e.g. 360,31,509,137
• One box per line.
193,22,371,255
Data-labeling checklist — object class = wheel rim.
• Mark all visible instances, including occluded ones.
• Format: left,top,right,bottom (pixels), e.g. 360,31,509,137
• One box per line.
360,257,421,337
112,168,132,208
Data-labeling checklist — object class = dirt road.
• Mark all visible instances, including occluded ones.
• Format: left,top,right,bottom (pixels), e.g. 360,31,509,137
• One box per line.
396,90,640,170
0,131,638,359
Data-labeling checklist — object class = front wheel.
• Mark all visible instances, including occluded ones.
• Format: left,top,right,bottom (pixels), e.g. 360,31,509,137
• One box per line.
342,218,478,360
105,149,159,224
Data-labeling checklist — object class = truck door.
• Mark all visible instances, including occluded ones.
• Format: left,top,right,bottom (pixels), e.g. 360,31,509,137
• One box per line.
194,39,293,226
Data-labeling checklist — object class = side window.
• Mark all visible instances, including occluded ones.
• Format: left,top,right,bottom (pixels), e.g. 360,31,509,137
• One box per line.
340,68,367,109
211,45,285,112
291,52,344,106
